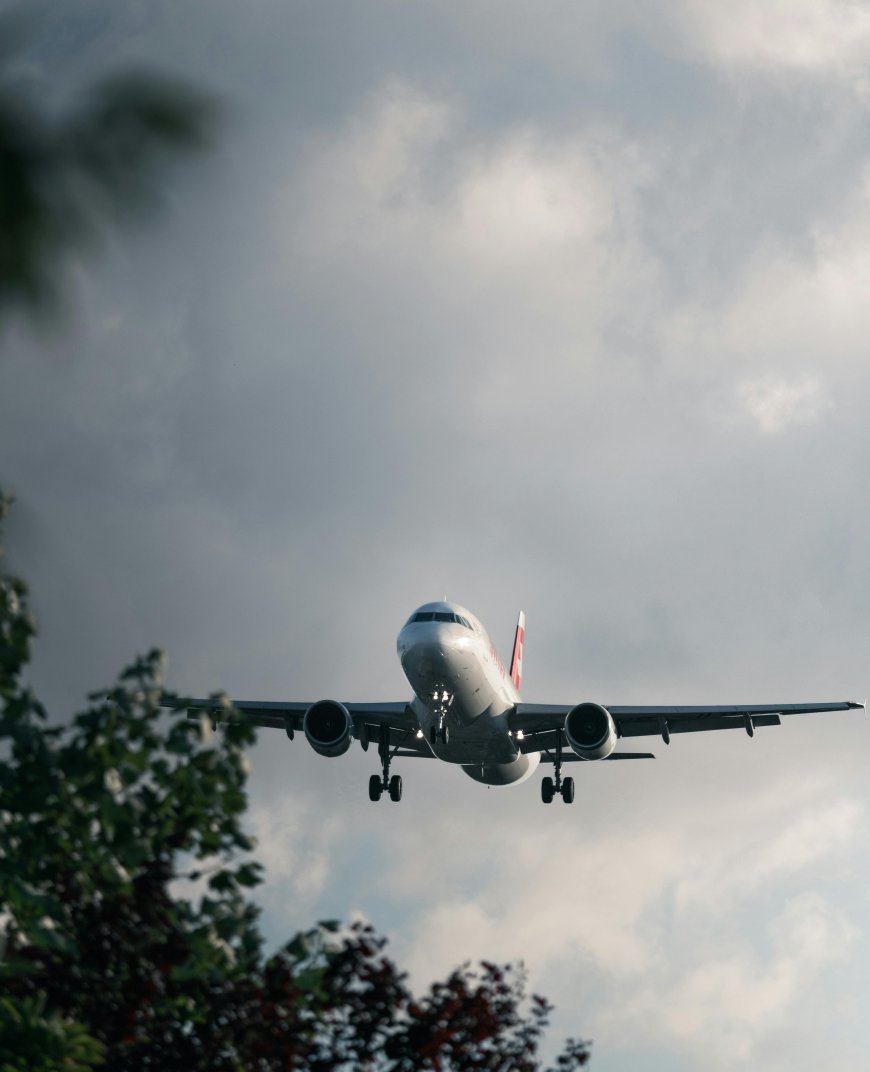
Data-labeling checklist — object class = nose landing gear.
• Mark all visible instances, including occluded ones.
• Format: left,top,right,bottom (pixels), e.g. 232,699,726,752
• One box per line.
429,722,450,746
428,690,453,746
541,736,575,804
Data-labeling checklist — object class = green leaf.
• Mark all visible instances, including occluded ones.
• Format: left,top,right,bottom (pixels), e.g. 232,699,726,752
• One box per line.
233,863,262,888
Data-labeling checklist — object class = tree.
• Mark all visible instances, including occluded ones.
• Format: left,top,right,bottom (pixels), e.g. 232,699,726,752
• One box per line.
0,491,591,1069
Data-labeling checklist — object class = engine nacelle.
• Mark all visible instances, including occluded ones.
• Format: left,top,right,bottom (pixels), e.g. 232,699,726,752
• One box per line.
565,702,616,761
303,700,354,757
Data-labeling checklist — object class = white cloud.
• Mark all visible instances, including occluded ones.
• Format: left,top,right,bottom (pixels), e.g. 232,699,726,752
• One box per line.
280,79,455,265
283,79,646,292
674,794,861,908
276,77,662,434
451,130,615,266
619,892,857,1068
681,0,870,81
660,169,870,428
247,802,340,907
737,374,833,433
383,774,864,1068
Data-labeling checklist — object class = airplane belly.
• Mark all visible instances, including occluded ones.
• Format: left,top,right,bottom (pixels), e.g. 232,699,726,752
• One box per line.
410,699,518,764
462,752,540,787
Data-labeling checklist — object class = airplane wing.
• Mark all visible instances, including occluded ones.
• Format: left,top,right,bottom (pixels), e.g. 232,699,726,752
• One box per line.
171,696,432,757
510,700,863,752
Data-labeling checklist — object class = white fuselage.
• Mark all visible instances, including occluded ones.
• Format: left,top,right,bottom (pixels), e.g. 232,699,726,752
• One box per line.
396,601,539,786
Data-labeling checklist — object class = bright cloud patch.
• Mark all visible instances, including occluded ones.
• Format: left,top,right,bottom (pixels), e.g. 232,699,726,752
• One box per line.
276,77,660,432
623,892,857,1067
385,774,863,1071
683,0,870,80
737,374,833,433
247,803,339,907
283,79,650,294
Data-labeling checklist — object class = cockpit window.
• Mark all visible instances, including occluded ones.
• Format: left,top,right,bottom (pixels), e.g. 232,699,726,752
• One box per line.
408,610,474,627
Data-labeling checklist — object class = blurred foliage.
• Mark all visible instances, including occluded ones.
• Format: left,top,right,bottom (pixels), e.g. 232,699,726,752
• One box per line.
0,996,104,1072
0,489,593,1068
0,27,217,317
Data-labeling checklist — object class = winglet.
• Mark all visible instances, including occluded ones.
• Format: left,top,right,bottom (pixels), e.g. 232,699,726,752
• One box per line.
509,611,525,693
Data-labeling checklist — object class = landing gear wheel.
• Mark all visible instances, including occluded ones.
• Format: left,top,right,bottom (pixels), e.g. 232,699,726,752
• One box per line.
561,776,575,804
429,725,438,745
441,726,450,746
541,776,555,804
368,774,383,802
389,774,403,802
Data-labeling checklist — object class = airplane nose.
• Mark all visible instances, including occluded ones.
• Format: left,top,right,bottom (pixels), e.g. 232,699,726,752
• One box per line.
398,625,453,684
400,636,442,672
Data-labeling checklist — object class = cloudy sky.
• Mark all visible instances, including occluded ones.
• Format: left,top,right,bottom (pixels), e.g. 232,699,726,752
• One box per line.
3,1,870,1068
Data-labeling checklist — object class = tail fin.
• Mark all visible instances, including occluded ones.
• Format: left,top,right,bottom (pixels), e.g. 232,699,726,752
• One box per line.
509,611,525,692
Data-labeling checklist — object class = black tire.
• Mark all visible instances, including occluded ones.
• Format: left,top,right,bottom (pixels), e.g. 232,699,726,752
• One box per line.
441,726,450,746
389,774,403,802
562,776,575,804
429,726,438,745
541,776,554,804
368,775,383,801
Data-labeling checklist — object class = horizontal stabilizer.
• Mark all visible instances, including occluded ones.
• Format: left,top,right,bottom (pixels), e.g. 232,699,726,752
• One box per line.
556,750,655,762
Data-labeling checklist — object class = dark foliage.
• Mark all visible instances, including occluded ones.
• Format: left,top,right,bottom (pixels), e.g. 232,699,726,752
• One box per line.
0,30,216,316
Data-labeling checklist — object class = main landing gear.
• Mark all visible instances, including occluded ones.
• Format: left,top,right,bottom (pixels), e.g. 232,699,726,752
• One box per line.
541,736,575,804
368,725,403,802
541,775,574,804
369,773,402,802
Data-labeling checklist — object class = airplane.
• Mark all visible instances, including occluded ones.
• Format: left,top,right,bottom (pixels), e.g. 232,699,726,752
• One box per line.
180,600,863,804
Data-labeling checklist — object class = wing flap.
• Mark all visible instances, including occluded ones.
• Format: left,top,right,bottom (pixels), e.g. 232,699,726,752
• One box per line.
617,713,781,737
609,701,861,718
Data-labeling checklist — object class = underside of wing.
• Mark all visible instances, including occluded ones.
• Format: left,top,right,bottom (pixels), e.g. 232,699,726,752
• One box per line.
164,695,430,756
609,701,862,739
510,700,862,751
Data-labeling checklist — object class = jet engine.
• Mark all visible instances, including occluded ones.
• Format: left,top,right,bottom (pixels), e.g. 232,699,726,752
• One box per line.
303,700,354,757
564,702,616,761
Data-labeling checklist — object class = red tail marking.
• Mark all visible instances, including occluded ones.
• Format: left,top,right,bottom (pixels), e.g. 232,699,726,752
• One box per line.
509,611,525,692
